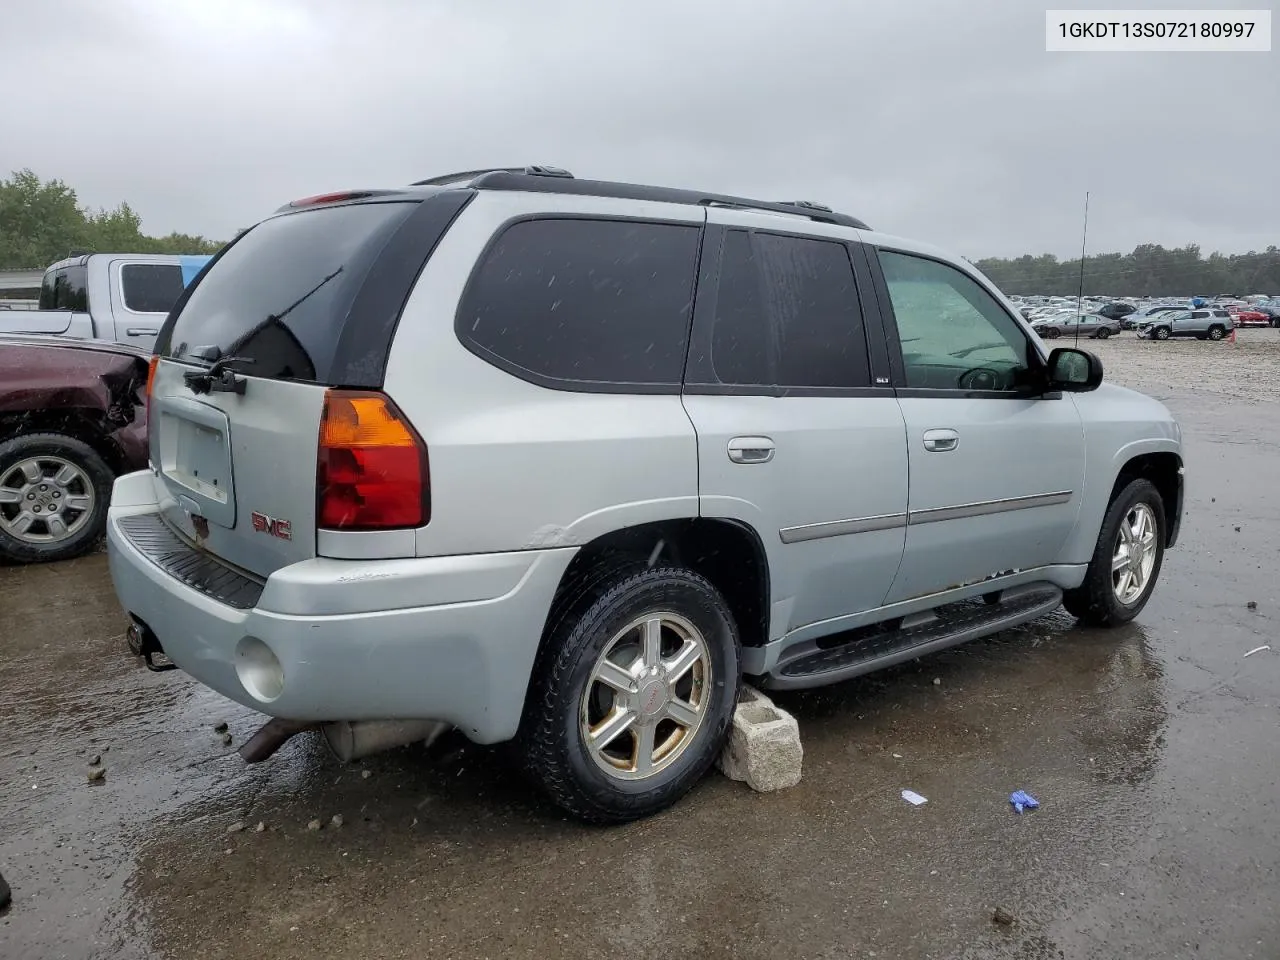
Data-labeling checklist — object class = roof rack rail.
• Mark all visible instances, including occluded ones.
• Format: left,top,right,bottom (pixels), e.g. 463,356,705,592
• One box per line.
411,165,574,187
465,171,870,230
776,200,834,213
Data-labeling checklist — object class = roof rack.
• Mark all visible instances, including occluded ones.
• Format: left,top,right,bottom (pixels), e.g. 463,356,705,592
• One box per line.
411,165,574,187
410,167,870,230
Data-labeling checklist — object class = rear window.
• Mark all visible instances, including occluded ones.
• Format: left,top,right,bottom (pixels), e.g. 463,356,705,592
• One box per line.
456,218,700,390
121,263,185,313
162,202,417,383
38,264,89,311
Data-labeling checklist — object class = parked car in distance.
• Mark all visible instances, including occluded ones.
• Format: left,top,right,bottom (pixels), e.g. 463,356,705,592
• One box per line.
106,166,1184,823
1252,304,1280,328
1097,301,1137,322
1031,313,1121,339
1229,307,1271,328
0,253,212,352
1122,304,1186,330
1137,308,1235,341
0,335,150,563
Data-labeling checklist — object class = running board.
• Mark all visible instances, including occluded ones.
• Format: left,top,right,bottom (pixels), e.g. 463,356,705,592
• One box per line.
759,583,1063,691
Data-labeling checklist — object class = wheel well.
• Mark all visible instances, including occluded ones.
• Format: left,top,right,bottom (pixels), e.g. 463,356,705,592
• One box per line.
0,410,127,475
1111,453,1181,545
545,519,771,648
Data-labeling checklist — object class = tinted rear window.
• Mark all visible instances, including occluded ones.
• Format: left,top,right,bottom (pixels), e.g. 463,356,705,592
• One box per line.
121,263,185,313
456,218,700,390
163,202,416,383
39,265,89,311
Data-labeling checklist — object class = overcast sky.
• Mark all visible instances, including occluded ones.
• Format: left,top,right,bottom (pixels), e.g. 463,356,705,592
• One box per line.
2,0,1275,258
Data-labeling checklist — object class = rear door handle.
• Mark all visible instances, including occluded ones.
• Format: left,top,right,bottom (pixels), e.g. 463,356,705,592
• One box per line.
727,436,775,464
126,327,159,336
922,428,959,452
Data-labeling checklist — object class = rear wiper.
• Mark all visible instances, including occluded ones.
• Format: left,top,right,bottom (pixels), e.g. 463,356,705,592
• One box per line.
184,355,256,395
225,267,344,357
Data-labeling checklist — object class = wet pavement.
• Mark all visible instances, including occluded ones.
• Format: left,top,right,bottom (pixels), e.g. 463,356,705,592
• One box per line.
3,339,1279,959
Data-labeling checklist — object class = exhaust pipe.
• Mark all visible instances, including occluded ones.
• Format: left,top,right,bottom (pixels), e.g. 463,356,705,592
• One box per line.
321,720,451,762
239,718,317,763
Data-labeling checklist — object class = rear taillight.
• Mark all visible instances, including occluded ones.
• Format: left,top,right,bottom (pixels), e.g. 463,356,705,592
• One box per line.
144,355,159,444
317,390,429,530
145,355,159,403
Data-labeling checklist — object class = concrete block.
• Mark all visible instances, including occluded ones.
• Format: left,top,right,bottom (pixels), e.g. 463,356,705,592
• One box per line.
717,685,803,792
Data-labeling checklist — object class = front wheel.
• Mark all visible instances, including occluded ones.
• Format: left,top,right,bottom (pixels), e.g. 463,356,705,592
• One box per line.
1041,327,1061,339
1207,325,1226,341
0,433,114,563
1153,327,1171,341
1063,478,1166,627
517,566,741,823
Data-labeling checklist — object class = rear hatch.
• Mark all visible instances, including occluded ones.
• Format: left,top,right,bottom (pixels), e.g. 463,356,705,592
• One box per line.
148,198,429,579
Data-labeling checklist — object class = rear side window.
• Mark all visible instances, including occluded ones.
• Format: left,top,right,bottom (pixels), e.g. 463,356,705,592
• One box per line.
457,218,700,390
701,230,871,390
39,265,89,312
162,202,418,383
121,264,185,313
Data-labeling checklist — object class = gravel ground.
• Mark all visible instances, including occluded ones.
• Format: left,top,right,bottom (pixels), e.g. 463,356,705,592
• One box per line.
3,327,1279,959
1063,327,1280,402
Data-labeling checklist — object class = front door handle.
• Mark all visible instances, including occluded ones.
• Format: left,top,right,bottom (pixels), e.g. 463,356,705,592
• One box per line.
922,428,959,452
727,436,775,464
126,327,159,337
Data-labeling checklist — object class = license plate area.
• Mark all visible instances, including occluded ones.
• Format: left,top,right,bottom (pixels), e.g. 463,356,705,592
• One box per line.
154,395,237,528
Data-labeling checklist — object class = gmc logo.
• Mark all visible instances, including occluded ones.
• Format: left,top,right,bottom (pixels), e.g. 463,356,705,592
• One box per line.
250,511,292,541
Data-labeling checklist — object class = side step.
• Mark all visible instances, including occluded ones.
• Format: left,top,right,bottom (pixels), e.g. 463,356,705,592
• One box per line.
760,583,1063,691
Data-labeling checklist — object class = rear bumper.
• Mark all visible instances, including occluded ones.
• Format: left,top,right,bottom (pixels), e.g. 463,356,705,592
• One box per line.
105,471,576,743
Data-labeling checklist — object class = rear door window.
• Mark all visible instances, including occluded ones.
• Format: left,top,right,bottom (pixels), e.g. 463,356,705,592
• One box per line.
698,230,872,391
457,218,701,390
121,263,185,313
161,202,419,384
39,265,89,311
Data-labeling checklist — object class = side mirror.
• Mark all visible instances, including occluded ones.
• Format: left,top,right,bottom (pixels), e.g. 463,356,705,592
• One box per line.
1046,347,1103,392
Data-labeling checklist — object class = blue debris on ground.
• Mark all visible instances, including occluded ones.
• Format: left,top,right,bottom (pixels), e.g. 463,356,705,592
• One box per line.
1010,790,1039,813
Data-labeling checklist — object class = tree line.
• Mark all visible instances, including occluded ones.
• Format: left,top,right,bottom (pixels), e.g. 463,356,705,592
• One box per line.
975,243,1280,297
0,169,222,270
3,169,1277,297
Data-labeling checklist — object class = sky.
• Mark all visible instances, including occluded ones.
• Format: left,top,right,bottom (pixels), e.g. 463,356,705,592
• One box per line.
2,0,1276,259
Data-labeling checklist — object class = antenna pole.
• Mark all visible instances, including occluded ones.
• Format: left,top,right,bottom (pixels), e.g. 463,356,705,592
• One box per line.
1075,192,1090,346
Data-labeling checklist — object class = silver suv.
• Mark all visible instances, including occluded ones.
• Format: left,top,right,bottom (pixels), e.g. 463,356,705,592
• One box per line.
1137,307,1234,340
107,167,1184,822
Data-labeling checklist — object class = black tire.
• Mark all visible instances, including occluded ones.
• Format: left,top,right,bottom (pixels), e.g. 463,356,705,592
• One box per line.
1042,327,1061,339
517,566,741,823
1095,327,1111,340
0,434,114,564
0,868,9,910
1063,478,1166,627
1152,327,1171,341
1207,325,1225,341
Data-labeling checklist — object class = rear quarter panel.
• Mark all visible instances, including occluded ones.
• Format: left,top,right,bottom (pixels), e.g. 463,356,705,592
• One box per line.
382,191,703,558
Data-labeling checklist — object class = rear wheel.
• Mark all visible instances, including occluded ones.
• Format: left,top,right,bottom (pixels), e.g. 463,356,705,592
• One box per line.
0,434,114,563
1063,478,1165,627
1095,327,1111,340
518,566,741,823
1207,325,1225,341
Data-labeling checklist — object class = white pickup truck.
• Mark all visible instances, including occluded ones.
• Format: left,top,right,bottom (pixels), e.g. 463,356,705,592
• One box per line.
0,253,211,352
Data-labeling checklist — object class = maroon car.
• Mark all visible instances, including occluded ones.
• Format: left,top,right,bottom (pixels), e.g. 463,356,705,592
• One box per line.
0,335,150,563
